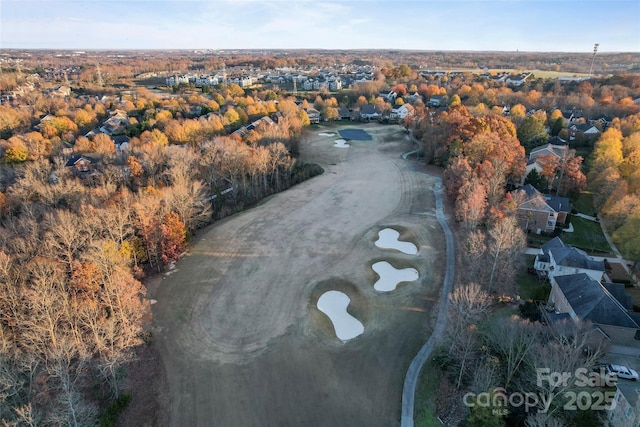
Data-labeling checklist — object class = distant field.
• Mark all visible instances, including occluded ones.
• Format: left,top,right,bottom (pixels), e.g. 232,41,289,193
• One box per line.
437,68,589,79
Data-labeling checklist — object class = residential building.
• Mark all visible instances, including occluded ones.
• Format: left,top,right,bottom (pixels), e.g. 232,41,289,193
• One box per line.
390,104,414,120
534,237,605,282
506,73,531,86
546,273,640,351
428,94,447,107
608,383,640,427
516,185,569,234
359,105,381,121
305,108,321,124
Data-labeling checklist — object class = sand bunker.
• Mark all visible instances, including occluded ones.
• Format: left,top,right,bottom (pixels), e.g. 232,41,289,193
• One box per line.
375,228,418,255
317,291,364,342
334,139,350,148
318,132,335,136
372,261,419,292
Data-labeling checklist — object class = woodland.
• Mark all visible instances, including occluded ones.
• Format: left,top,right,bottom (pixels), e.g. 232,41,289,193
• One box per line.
0,49,639,425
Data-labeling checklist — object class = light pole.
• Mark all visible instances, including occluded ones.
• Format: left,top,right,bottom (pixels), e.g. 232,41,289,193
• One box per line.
588,43,599,79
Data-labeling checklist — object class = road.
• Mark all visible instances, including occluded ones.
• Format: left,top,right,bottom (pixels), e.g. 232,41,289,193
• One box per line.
149,123,446,426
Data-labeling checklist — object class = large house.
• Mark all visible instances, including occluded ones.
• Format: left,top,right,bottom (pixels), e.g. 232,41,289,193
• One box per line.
534,237,605,282
546,273,640,350
390,104,414,121
516,185,570,234
359,105,381,121
506,73,531,87
428,94,447,107
568,123,600,141
521,142,569,186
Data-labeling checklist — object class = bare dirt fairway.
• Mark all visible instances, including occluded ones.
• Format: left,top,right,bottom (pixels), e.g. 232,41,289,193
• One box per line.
149,123,445,426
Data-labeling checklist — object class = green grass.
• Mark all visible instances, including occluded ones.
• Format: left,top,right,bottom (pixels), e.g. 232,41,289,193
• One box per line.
562,216,612,254
572,191,596,216
526,233,554,248
415,357,446,427
415,365,445,427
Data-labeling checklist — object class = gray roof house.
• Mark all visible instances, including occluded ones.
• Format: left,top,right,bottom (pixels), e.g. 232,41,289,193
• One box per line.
547,273,640,355
549,273,638,329
359,105,381,120
534,237,605,282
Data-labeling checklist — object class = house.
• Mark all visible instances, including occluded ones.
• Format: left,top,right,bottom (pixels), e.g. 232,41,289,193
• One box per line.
561,108,583,125
379,90,397,103
338,107,353,121
534,237,606,282
521,143,570,186
65,154,96,174
568,123,600,141
608,381,640,427
47,85,71,98
547,273,639,334
516,185,570,234
404,92,421,103
112,135,130,152
517,190,561,234
390,104,414,120
359,105,381,121
428,95,447,108
589,114,613,130
305,108,321,124
506,73,531,87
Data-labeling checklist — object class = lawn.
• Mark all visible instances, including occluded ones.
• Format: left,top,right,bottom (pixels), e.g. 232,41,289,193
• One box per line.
526,233,554,248
415,357,446,427
562,216,612,254
572,191,596,216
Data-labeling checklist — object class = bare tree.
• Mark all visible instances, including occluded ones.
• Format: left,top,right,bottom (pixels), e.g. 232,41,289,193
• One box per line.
448,283,491,388
485,315,540,389
529,320,608,418
486,216,526,293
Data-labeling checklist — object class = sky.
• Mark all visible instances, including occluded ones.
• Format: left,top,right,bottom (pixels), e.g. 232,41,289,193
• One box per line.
0,0,639,52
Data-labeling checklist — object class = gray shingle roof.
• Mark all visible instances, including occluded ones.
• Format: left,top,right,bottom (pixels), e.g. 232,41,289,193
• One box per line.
555,273,639,328
542,237,605,272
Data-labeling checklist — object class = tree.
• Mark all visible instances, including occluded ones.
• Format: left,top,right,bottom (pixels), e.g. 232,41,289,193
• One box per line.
92,133,115,155
3,146,29,163
455,178,488,230
485,316,540,388
509,104,526,124
517,116,548,150
486,216,525,292
523,169,548,192
448,283,491,388
444,156,473,199
160,211,186,265
550,117,564,137
449,94,461,107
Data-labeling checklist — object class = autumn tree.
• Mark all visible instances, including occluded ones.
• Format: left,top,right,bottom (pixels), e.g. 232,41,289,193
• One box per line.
455,177,488,230
160,211,186,265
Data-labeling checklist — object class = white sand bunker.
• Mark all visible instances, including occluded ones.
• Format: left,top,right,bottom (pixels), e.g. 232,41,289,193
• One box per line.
372,261,419,292
375,228,418,255
334,139,350,148
317,291,364,342
318,132,335,136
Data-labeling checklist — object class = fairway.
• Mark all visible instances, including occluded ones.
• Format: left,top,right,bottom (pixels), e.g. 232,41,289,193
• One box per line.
149,123,445,426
